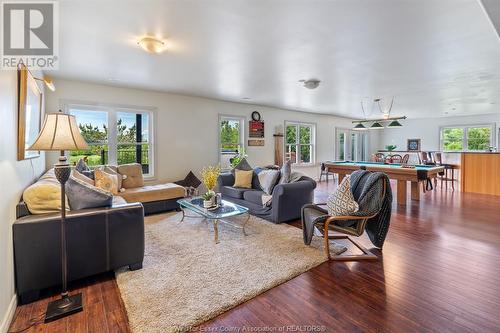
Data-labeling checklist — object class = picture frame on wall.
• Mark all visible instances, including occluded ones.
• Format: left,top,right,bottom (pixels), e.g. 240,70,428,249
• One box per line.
407,138,421,151
17,64,42,160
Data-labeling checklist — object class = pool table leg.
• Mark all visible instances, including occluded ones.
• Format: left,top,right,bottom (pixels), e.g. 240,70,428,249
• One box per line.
411,181,420,201
338,173,345,185
397,180,407,205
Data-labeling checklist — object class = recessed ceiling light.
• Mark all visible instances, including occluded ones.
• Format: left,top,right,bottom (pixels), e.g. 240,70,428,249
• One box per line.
137,37,166,54
242,97,251,100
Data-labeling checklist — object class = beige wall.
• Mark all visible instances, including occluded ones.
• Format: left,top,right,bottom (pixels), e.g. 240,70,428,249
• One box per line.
0,71,46,332
45,79,360,181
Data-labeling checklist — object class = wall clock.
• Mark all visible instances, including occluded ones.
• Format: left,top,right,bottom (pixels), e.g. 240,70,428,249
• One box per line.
251,111,261,121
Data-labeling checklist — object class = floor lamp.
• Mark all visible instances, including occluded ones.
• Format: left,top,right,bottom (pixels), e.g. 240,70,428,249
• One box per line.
28,112,89,322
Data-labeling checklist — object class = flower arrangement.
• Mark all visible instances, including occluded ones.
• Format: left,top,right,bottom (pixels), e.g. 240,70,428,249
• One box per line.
200,165,221,192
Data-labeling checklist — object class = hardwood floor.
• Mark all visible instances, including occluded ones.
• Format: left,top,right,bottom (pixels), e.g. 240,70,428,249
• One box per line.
9,179,500,333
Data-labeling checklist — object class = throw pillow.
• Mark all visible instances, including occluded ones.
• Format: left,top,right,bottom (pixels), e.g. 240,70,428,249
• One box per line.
66,176,113,210
117,163,144,188
72,169,94,185
100,166,125,192
257,169,281,195
233,170,253,188
326,175,359,216
94,169,119,194
231,158,252,174
279,160,292,184
75,158,90,173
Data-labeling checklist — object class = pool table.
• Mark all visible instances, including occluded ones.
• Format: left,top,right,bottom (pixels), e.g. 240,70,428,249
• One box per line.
324,161,444,205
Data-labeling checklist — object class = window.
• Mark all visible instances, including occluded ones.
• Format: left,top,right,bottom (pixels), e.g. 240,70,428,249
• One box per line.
440,125,494,152
68,105,154,177
285,122,315,164
219,115,245,170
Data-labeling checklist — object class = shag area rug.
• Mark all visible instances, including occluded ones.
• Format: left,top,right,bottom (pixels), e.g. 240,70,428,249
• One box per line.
116,212,327,333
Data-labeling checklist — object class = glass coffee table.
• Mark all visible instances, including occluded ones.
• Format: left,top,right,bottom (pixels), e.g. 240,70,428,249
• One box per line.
177,197,250,244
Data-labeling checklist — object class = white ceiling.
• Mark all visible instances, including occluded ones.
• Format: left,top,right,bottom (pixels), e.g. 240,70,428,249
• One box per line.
52,0,500,119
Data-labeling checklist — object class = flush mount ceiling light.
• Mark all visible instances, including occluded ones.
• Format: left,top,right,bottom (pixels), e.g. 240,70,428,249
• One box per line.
137,37,166,54
299,79,321,89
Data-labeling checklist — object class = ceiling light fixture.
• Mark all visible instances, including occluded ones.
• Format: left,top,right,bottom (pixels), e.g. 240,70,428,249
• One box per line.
387,120,403,128
370,121,384,129
353,123,368,131
299,79,321,89
352,116,406,130
137,37,166,54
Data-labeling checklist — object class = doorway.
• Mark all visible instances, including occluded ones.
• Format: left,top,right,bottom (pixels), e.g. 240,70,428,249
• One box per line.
335,128,368,161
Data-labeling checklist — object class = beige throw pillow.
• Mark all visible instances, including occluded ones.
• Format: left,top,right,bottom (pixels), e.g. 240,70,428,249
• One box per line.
326,175,359,216
95,169,119,194
233,170,253,188
117,163,144,188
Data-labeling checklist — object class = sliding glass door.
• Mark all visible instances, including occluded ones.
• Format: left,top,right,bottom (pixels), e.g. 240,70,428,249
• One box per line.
335,128,367,161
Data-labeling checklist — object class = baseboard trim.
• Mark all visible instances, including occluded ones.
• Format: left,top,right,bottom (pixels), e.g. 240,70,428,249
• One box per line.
0,295,17,333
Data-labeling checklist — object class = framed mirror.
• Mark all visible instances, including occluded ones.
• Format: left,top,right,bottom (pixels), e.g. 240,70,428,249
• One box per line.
17,64,42,160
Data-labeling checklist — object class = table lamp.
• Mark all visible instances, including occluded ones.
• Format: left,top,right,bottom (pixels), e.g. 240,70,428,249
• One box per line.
28,111,89,322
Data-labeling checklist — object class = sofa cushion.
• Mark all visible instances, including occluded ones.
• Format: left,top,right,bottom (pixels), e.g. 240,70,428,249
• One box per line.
220,186,249,199
118,163,144,188
243,190,265,206
279,160,292,184
66,176,113,210
120,183,186,203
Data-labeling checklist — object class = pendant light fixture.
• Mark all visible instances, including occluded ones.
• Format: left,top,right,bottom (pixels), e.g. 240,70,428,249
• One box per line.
387,119,403,128
370,121,384,129
353,123,367,130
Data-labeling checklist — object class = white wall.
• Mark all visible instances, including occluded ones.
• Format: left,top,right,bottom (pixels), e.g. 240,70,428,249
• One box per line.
45,79,361,181
377,114,500,152
0,71,46,332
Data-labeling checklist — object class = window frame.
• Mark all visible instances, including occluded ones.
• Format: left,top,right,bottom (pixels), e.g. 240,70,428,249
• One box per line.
218,114,246,170
284,121,316,165
439,124,495,152
63,101,156,179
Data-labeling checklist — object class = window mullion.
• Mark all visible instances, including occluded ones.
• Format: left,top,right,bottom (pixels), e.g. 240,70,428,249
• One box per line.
108,109,118,165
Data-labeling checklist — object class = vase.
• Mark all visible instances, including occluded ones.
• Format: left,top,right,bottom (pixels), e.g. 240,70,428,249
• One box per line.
203,200,213,208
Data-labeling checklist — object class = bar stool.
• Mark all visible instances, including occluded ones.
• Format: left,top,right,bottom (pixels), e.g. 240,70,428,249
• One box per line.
435,152,457,190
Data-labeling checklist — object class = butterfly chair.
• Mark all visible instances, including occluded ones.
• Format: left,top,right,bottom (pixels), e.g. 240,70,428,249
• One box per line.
302,171,391,261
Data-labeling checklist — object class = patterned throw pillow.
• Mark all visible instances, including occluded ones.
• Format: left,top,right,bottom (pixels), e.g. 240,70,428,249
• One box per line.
94,169,119,194
75,158,90,173
326,175,359,216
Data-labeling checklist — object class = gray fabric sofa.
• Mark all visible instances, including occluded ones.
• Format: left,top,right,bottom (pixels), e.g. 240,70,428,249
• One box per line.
217,172,316,223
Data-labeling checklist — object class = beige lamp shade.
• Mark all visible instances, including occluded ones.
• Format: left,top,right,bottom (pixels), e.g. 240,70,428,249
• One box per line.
28,113,89,151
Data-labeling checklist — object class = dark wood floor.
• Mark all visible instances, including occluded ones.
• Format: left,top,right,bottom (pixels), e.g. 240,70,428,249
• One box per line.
9,179,500,333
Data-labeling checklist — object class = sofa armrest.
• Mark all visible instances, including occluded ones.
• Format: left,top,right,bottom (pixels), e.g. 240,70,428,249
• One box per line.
271,180,316,223
217,173,235,188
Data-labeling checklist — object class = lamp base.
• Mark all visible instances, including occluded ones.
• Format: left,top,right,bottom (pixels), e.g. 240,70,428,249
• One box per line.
44,293,83,323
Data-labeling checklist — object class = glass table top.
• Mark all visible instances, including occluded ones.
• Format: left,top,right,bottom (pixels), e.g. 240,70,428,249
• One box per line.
177,197,249,219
